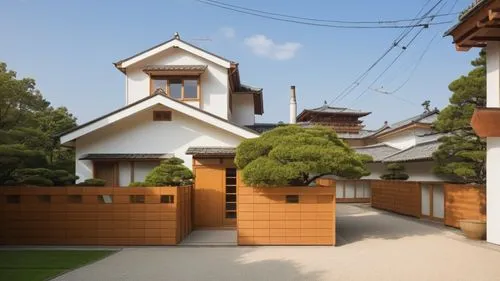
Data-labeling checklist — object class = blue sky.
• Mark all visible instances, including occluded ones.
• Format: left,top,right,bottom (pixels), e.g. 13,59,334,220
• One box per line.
0,0,478,129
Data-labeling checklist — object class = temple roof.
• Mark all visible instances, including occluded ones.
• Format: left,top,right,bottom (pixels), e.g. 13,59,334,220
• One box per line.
297,102,371,121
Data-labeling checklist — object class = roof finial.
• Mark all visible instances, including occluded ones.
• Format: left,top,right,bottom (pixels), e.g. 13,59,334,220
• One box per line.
174,32,180,39
324,100,328,106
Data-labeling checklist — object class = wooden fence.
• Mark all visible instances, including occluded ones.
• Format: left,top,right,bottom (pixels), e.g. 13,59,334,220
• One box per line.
370,180,486,228
238,179,335,246
371,180,421,218
0,186,192,246
444,184,486,228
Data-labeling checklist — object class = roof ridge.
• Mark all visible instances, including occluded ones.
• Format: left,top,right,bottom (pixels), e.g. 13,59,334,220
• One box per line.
114,36,236,70
381,138,440,162
352,143,397,149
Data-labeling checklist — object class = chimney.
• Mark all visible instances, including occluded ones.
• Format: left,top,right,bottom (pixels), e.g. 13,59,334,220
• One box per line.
290,85,297,124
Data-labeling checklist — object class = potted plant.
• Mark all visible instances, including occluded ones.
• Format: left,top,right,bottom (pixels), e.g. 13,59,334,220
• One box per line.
459,219,486,240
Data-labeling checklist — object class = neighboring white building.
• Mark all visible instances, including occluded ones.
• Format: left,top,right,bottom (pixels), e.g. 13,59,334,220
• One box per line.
352,109,448,182
59,33,264,185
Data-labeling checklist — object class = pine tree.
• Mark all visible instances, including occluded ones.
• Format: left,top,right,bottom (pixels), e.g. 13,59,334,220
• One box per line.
235,125,371,186
433,50,486,184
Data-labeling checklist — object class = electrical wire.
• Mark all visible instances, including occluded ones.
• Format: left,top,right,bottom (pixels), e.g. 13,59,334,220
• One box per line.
328,0,444,106
199,0,459,24
196,0,453,29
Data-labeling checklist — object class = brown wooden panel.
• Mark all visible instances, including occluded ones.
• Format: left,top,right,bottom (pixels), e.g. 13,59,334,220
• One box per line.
237,185,335,246
94,162,118,186
0,186,192,246
371,181,421,218
193,167,224,228
444,184,486,228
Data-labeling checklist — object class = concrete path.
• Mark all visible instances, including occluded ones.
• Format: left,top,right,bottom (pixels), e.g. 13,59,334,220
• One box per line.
53,204,500,281
180,229,237,246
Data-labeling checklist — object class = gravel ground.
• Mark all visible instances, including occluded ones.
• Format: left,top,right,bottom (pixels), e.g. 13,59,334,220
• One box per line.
53,204,500,281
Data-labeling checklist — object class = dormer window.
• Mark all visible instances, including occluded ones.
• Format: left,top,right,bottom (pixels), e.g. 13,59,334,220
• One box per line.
150,76,200,100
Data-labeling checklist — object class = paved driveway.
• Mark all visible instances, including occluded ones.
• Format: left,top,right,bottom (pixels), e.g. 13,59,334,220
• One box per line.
54,204,500,281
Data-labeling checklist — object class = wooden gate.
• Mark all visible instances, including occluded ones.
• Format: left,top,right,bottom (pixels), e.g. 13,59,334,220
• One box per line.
192,158,237,228
421,183,444,220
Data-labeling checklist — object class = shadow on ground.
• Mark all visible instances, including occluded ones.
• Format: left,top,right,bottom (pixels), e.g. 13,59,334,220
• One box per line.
53,247,324,281
336,204,444,246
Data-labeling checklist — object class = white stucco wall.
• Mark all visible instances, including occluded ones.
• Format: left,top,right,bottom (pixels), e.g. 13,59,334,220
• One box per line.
230,94,255,125
74,105,244,183
379,128,434,150
118,162,131,186
133,162,160,183
362,161,446,182
486,42,500,245
125,48,229,119
379,131,417,150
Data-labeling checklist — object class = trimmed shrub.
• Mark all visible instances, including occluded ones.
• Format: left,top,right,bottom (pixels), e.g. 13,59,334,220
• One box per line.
128,182,150,187
78,178,106,186
143,157,193,186
380,163,409,180
21,176,54,186
10,168,77,186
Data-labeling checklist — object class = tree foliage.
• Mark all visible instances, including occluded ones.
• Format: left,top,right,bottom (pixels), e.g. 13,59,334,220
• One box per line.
235,125,371,186
380,163,409,180
0,62,78,185
433,50,486,184
132,157,194,186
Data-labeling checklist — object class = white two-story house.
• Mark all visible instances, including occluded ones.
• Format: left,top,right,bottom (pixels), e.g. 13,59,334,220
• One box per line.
59,33,263,187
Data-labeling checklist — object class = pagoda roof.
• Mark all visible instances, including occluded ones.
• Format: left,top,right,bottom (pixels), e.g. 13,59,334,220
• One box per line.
297,102,371,121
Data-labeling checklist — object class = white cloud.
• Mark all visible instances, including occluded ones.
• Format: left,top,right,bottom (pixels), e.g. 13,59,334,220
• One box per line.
220,27,236,39
244,34,302,60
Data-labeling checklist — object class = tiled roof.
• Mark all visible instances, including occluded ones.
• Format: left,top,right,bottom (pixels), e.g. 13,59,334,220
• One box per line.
375,109,438,137
299,103,371,117
238,84,263,93
80,153,173,160
185,147,236,156
114,35,236,68
143,65,207,72
383,140,440,162
337,129,378,139
245,123,280,133
58,92,259,139
353,143,401,162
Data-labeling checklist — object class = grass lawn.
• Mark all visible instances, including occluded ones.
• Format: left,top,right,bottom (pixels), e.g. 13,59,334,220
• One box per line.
0,250,115,281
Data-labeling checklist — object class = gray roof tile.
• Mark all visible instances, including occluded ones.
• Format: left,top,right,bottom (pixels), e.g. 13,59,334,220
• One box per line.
80,153,173,160
375,110,438,137
353,143,401,162
383,140,440,162
186,147,236,156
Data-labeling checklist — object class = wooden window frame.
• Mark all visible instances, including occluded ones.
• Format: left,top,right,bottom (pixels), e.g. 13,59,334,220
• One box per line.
149,76,201,101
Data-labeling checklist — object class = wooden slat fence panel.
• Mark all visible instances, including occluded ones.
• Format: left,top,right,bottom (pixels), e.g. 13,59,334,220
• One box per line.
371,180,421,218
0,186,192,246
444,184,486,228
237,177,335,246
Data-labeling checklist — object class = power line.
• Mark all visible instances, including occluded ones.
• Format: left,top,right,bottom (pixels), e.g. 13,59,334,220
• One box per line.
199,0,459,24
304,0,443,124
340,0,449,106
347,26,428,106
328,0,444,106
196,0,453,29
376,0,459,96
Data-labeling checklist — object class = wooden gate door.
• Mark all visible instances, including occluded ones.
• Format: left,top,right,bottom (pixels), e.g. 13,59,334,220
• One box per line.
93,162,118,186
421,183,444,220
193,166,225,228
